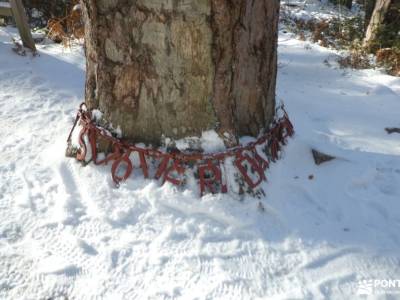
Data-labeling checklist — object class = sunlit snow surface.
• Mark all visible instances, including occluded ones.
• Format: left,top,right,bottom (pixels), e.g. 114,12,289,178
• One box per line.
1,8,400,300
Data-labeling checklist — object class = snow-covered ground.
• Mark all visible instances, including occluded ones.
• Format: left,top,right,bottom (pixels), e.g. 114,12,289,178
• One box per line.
1,7,400,299
281,0,360,22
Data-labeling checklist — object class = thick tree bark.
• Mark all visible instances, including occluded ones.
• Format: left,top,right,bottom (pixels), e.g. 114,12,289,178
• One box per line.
80,0,280,146
364,0,392,46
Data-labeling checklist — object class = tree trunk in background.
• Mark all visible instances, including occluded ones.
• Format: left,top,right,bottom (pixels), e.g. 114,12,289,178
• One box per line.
329,0,353,9
364,0,392,46
343,0,353,9
80,0,280,146
364,0,377,30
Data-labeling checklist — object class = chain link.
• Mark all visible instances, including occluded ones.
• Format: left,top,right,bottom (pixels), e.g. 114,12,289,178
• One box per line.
67,103,294,196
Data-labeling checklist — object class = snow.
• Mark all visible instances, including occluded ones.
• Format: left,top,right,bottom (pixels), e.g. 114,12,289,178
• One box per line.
1,6,400,299
174,130,226,153
281,0,360,22
0,2,11,9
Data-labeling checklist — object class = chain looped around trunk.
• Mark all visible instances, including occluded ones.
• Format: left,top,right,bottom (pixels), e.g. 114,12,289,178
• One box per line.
67,103,294,196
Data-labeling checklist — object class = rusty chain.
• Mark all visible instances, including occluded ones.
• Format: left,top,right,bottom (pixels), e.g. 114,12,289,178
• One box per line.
67,103,294,196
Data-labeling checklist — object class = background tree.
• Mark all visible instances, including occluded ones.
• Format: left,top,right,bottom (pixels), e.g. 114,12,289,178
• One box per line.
364,0,377,30
364,0,400,50
329,0,353,10
364,0,392,46
79,1,280,147
22,0,74,27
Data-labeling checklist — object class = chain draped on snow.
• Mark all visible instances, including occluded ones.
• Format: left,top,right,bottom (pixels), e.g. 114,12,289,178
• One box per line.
67,103,294,196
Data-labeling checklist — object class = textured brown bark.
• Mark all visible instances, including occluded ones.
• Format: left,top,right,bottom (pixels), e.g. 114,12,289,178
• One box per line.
81,0,280,146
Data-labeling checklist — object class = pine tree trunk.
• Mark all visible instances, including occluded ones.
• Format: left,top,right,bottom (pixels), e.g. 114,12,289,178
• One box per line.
80,0,280,146
364,0,392,46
